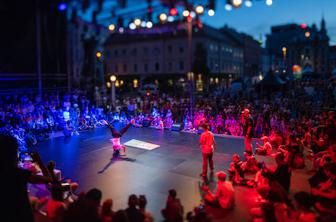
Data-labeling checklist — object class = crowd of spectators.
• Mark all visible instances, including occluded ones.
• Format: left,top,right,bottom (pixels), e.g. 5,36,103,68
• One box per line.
1,76,336,221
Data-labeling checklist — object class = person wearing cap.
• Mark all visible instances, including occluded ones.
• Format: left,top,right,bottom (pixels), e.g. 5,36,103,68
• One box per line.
241,108,254,155
199,123,217,178
256,136,272,155
202,171,235,210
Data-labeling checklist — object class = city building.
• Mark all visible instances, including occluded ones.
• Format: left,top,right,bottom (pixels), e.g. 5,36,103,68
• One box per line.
266,17,330,77
220,25,262,79
103,22,244,92
329,45,336,75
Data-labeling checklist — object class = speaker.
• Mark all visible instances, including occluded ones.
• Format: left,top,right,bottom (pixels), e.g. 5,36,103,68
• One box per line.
142,119,151,127
171,123,183,131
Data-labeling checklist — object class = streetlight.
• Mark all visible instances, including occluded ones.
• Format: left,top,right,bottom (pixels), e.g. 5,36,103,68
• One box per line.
110,74,117,109
187,72,194,125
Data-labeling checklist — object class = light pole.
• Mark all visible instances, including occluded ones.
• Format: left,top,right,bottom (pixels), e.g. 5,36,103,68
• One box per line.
187,71,194,125
110,74,117,109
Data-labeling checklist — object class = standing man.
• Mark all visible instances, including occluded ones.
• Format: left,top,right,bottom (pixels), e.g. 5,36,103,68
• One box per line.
199,123,217,178
242,108,254,156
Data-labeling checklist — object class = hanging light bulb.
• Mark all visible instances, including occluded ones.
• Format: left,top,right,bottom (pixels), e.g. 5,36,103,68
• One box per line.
129,23,136,30
245,0,253,7
146,21,153,28
159,13,167,22
134,18,141,26
232,0,242,8
182,10,190,17
208,9,215,16
195,5,204,15
108,24,115,31
225,4,233,11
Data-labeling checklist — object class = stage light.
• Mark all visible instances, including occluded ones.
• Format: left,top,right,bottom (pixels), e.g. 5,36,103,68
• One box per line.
245,0,252,7
96,51,102,58
134,18,141,26
225,4,233,11
146,21,153,28
159,13,167,22
167,16,174,22
169,7,178,16
190,11,196,18
141,21,147,28
58,3,67,11
305,31,311,38
195,5,204,15
208,9,215,16
266,0,273,6
232,0,242,8
108,24,116,31
119,27,124,33
129,23,136,30
182,10,190,17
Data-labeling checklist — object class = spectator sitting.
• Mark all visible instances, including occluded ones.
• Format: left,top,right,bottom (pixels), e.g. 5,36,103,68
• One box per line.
138,195,154,222
46,185,66,222
202,171,235,210
101,199,115,222
256,136,272,155
125,194,144,222
161,189,184,222
63,188,102,222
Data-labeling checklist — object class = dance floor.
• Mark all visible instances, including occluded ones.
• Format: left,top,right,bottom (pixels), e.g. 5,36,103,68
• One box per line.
35,125,310,221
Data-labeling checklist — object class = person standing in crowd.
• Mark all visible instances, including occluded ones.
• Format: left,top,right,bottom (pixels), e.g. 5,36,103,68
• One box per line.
1,134,52,222
242,108,254,156
199,123,217,178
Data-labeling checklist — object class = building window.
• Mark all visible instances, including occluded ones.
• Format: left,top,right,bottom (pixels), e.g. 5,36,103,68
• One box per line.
179,61,184,70
133,64,138,72
168,62,172,71
155,62,160,71
123,64,127,72
153,48,160,56
122,49,126,56
143,47,148,55
179,46,184,53
144,63,148,72
131,48,137,56
115,65,118,72
167,45,172,53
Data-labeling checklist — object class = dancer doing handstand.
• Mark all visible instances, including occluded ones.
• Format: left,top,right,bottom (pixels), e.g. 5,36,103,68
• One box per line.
103,119,135,156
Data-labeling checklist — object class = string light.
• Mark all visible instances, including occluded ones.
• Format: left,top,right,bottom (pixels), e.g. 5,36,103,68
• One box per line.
225,4,233,11
159,13,167,22
129,23,136,30
108,24,115,31
182,10,190,17
232,0,243,8
134,18,141,26
245,0,253,7
195,5,204,15
208,9,215,16
146,21,153,28
266,0,273,6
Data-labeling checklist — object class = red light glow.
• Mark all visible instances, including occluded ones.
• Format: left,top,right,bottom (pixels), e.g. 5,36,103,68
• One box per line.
300,23,307,29
169,8,178,16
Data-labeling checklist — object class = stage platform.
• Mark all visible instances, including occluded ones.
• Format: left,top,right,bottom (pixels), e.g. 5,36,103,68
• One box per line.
34,126,311,221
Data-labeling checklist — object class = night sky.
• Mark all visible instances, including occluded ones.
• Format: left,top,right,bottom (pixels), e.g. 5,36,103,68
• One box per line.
84,0,336,45
202,0,336,45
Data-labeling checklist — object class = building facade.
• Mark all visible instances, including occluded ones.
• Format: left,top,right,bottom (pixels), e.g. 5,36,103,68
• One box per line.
266,18,330,76
103,22,244,92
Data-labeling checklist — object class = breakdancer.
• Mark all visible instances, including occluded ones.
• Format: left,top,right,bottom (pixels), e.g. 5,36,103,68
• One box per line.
102,119,135,156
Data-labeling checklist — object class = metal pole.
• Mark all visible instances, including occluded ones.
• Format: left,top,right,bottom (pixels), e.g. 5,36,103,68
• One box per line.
112,82,116,110
187,21,193,123
35,0,42,96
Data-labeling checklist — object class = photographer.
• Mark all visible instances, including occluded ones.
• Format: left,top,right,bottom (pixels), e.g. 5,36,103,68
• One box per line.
1,134,52,222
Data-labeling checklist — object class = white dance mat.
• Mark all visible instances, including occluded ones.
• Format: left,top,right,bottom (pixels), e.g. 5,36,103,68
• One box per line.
124,139,160,150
